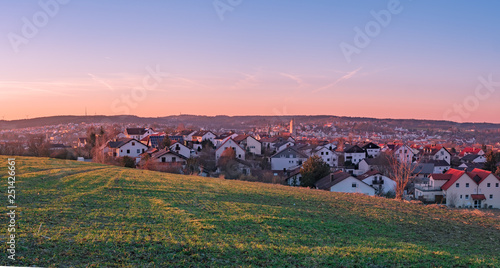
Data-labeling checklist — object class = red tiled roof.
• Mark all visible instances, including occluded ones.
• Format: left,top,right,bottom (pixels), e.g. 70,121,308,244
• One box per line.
233,135,249,143
441,169,466,190
471,194,486,200
431,174,452,181
459,147,482,157
439,168,497,190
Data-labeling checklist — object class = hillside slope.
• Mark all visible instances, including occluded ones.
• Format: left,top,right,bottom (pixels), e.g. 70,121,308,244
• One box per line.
1,156,500,267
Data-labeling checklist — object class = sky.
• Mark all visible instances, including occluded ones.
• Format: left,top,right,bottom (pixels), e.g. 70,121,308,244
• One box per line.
1,0,499,123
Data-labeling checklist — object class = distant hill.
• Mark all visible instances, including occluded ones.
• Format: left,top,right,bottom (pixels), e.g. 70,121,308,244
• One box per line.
1,114,500,131
2,156,499,266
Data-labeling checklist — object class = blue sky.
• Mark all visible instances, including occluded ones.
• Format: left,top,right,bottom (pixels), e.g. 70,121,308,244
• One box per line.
1,0,499,122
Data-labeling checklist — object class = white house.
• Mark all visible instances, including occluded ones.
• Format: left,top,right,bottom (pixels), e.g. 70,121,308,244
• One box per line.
275,141,295,152
421,146,451,165
315,170,375,196
362,142,381,158
214,133,238,147
394,145,416,164
233,135,262,156
344,145,366,165
461,154,487,164
358,158,385,174
105,138,149,160
169,141,191,159
270,147,308,171
414,168,500,209
151,149,187,165
459,147,485,158
192,130,217,143
125,128,155,140
312,146,338,167
357,170,396,195
215,138,246,162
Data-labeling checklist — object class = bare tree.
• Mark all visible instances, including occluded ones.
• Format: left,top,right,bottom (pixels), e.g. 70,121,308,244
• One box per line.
387,149,417,200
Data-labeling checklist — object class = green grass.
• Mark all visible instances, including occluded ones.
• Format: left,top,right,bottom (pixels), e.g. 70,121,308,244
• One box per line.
1,156,500,267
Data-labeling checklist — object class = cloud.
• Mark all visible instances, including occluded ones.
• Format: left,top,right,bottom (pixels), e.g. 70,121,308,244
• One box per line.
312,67,362,93
280,72,304,86
88,73,115,91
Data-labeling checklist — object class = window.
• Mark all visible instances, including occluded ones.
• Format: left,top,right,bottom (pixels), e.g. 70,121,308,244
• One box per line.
466,183,469,188
497,183,499,187
487,183,491,187
238,154,242,159
161,157,166,163
327,159,330,162
326,152,329,155
460,195,463,199
172,157,176,163
490,194,493,199
137,149,140,154
127,150,130,154
321,152,324,155
456,183,459,188
352,183,357,188
465,195,469,200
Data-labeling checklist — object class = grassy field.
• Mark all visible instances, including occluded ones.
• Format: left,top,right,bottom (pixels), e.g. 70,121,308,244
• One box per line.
1,156,500,267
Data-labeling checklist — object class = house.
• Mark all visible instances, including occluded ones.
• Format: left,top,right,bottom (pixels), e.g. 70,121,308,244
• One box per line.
344,145,366,165
169,141,191,159
362,142,381,158
459,147,485,158
215,138,246,162
412,163,435,179
421,159,450,174
125,128,155,140
217,158,253,177
151,149,187,165
275,141,295,152
270,147,308,171
192,130,217,143
394,145,416,163
233,135,262,156
461,154,487,164
214,133,237,147
312,146,338,167
260,137,280,152
178,130,196,142
141,133,167,148
358,157,387,174
284,167,302,186
457,162,485,171
315,170,375,196
104,138,149,160
421,146,451,165
357,170,396,195
414,168,500,208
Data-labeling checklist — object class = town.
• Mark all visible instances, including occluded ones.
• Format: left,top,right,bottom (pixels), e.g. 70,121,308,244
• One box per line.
1,115,499,209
